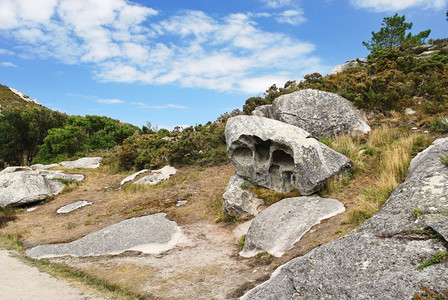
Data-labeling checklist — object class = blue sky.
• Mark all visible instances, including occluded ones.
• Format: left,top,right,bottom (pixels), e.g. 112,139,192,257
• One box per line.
0,0,447,129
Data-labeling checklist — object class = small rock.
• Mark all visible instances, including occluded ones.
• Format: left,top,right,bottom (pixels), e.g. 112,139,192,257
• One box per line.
56,201,92,214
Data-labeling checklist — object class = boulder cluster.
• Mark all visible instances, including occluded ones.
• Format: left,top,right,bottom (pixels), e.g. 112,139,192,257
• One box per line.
223,89,371,257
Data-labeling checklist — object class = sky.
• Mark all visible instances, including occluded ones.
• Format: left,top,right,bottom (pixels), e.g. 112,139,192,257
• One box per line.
0,0,447,130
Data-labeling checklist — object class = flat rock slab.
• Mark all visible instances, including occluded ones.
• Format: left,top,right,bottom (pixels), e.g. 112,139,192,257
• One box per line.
120,169,149,185
240,196,345,257
134,165,177,185
61,157,102,169
242,137,448,299
56,201,92,214
26,213,185,259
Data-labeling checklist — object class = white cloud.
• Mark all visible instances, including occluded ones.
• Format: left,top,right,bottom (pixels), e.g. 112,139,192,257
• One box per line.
350,0,448,11
0,48,14,55
0,1,325,94
275,9,306,25
259,0,294,8
0,61,17,67
97,98,124,104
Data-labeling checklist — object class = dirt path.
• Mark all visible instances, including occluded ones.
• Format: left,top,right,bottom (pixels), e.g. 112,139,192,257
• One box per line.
48,222,273,300
0,249,104,300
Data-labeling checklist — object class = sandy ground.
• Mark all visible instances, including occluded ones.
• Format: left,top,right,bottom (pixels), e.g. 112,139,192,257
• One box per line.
0,249,104,300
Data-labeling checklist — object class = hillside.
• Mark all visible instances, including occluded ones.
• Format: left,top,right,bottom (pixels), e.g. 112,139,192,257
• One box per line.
0,84,44,113
0,38,448,299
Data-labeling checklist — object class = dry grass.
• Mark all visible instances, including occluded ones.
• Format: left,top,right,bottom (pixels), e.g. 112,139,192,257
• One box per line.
322,125,433,225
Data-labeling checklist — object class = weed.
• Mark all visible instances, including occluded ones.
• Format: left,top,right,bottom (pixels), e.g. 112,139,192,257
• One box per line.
65,222,77,230
125,205,143,214
240,182,251,190
349,209,371,225
440,152,448,167
251,186,300,206
0,233,24,252
417,251,448,270
238,235,246,251
84,220,92,226
414,208,424,218
414,287,448,300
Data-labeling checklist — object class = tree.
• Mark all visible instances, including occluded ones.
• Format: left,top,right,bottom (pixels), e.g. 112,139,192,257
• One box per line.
363,13,431,53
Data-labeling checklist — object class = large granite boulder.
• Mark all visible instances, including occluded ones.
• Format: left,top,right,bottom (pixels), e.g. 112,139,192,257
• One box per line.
0,167,84,207
252,89,370,139
242,137,448,299
240,196,345,257
26,213,185,259
223,174,264,217
226,116,351,195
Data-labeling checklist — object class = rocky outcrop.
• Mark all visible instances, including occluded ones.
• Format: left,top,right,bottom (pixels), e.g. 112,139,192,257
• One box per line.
60,157,102,169
223,174,264,217
26,213,185,259
254,89,370,139
133,165,177,185
330,58,367,74
0,167,84,207
242,137,448,299
226,116,351,195
240,196,345,257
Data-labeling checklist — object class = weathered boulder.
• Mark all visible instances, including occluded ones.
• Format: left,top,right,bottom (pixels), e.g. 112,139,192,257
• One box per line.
26,213,185,259
330,58,367,74
60,157,102,169
226,116,351,195
0,167,84,207
266,89,370,139
134,165,176,185
223,174,264,217
240,196,345,257
242,137,448,299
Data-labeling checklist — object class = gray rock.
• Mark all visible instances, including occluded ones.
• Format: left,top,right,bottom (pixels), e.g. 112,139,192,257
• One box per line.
223,174,264,217
330,58,367,75
31,163,60,170
56,201,92,214
120,169,149,185
242,137,448,299
226,116,351,195
0,168,84,207
60,157,102,169
270,89,371,139
26,213,185,259
252,105,274,118
240,197,345,257
134,165,176,185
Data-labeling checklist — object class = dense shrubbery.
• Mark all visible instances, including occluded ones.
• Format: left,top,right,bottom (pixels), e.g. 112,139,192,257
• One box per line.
114,122,227,171
0,108,138,167
33,115,138,164
0,108,66,167
243,41,448,116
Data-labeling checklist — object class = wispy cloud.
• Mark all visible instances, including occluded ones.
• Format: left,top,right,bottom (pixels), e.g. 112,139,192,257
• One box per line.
0,48,14,55
350,0,448,11
0,0,326,94
259,0,295,8
275,9,306,25
0,61,17,67
131,102,187,109
97,98,124,104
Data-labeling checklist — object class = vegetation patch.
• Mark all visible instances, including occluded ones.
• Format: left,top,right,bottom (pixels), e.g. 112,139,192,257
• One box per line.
417,251,448,270
0,207,17,229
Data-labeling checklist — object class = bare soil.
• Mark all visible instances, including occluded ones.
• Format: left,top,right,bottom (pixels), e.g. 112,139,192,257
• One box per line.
0,163,359,299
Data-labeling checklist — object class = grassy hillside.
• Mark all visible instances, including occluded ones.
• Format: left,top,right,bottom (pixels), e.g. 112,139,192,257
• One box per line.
0,84,44,113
